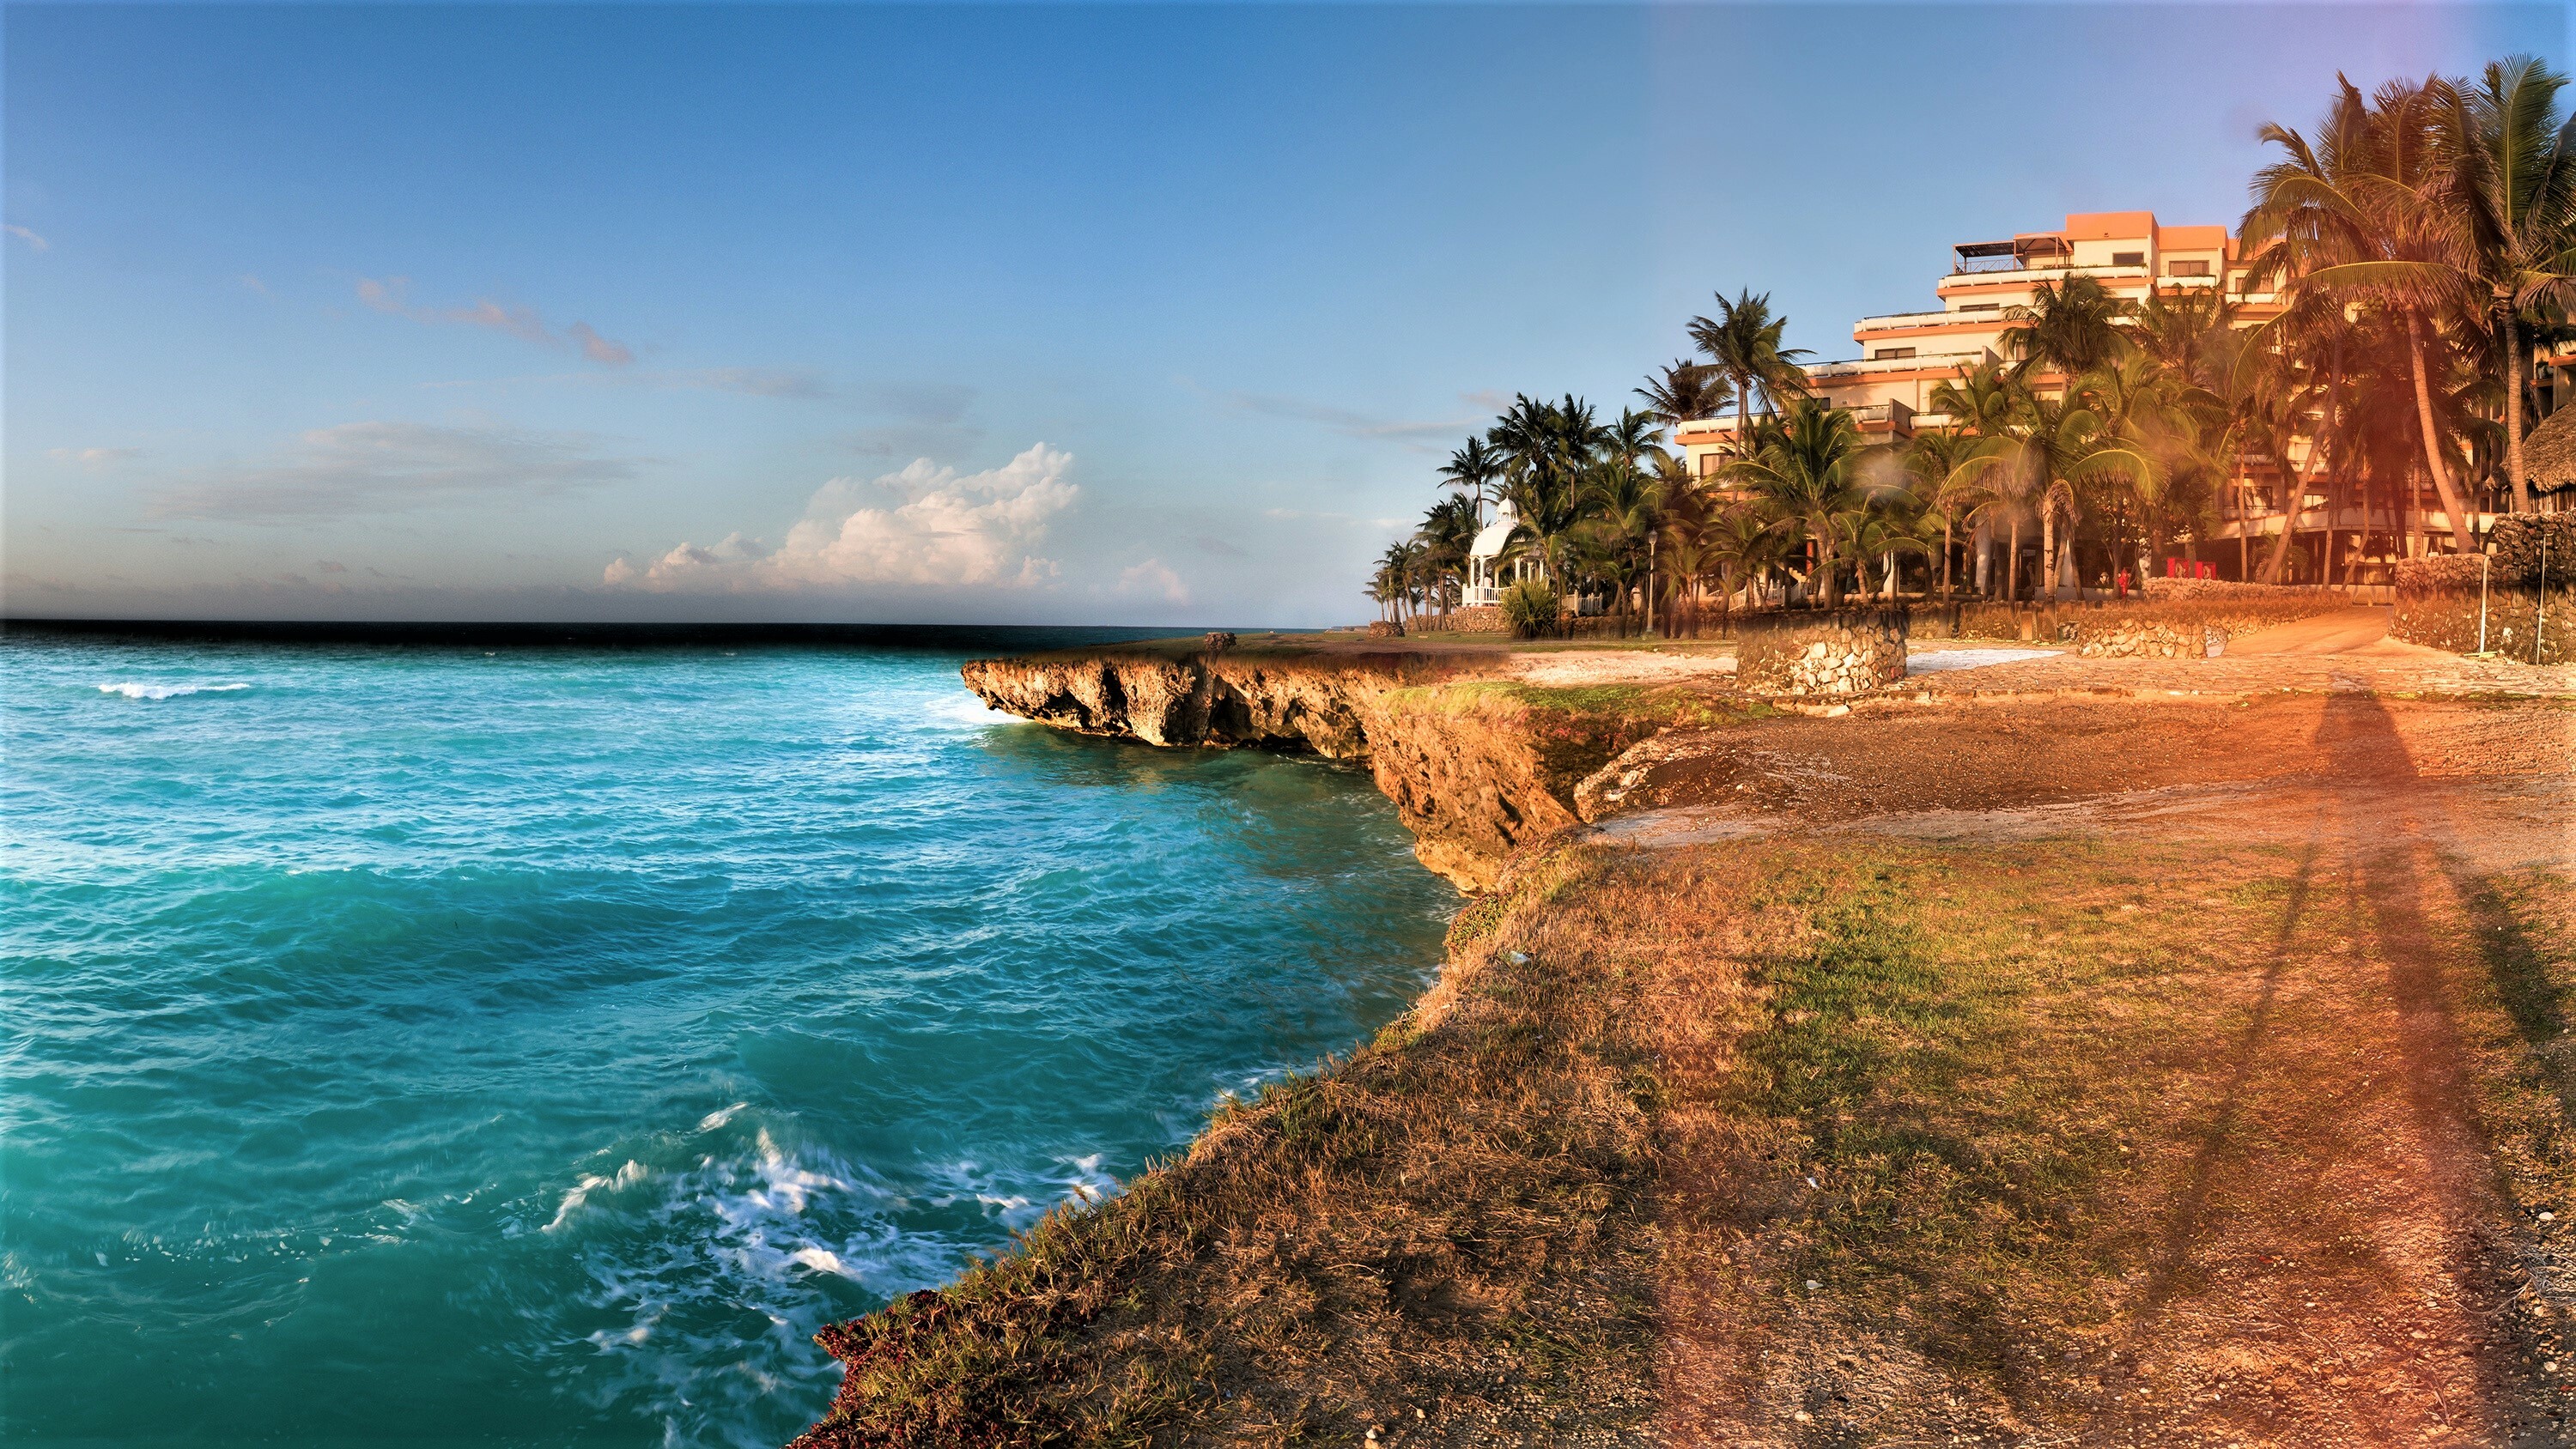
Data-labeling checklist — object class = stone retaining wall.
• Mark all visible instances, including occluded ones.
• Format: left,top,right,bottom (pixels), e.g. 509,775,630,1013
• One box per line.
1421,607,1507,635
2074,619,2224,659
2391,517,2574,664
1735,609,1908,695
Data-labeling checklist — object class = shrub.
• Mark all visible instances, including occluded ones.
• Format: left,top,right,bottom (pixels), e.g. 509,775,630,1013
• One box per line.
1501,578,1560,639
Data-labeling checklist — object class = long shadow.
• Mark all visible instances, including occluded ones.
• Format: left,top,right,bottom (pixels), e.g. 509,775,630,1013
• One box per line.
2126,688,2549,1440
2309,687,2561,1441
2136,838,2316,1313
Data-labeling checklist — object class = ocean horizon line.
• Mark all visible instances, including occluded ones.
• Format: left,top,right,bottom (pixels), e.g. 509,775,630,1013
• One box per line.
0,616,1261,650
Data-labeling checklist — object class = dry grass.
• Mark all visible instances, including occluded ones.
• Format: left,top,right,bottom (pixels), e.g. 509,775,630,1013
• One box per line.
793,796,2576,1448
790,849,1664,1449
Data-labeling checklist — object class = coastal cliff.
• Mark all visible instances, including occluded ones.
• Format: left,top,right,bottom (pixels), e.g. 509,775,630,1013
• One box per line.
961,646,1665,891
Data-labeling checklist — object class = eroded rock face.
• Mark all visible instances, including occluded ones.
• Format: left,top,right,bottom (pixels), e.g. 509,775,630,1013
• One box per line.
960,652,1601,891
960,654,1376,755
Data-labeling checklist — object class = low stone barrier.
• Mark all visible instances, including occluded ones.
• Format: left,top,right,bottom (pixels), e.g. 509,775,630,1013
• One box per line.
2392,517,2573,664
2074,619,2224,659
1911,586,2346,654
1423,606,1507,635
1735,608,1908,695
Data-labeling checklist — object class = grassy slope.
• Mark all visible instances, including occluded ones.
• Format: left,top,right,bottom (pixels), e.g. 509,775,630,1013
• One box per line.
792,818,2575,1447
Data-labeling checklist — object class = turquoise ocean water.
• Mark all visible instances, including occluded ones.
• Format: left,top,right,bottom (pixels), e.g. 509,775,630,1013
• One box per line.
0,635,1454,1446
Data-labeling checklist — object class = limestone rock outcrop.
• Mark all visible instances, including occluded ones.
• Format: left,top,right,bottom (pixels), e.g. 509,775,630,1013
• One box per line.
961,650,1635,891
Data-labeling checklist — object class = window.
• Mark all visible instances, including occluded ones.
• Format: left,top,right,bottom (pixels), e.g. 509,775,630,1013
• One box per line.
2169,259,2211,277
1872,347,1917,361
1699,452,1727,479
2112,251,2146,267
1958,303,2002,312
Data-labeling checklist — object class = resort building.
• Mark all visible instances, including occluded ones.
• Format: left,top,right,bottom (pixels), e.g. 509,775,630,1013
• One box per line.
1674,210,2506,580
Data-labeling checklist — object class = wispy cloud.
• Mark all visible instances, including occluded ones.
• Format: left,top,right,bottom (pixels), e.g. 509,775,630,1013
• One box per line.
150,420,641,522
5,224,48,252
239,274,271,296
419,365,828,399
1221,391,1470,442
356,276,635,367
867,382,975,425
607,444,1075,593
567,321,635,367
665,366,823,398
48,446,142,469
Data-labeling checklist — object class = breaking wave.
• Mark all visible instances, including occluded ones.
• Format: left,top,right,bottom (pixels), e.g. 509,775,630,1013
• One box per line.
94,682,253,700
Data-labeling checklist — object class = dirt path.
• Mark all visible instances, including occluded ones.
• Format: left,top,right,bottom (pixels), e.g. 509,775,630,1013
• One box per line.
1595,648,2576,1446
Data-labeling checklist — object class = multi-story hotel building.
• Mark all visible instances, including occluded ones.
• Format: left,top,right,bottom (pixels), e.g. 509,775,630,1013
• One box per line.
1672,211,2274,476
1670,210,2503,575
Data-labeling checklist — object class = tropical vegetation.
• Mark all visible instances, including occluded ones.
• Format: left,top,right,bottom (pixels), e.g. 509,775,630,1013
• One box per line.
1368,53,2576,631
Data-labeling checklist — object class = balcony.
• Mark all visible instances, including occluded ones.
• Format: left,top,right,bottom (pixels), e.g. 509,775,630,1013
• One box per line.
1853,307,2006,334
1805,349,1994,380
1847,400,1917,433
1942,263,2154,284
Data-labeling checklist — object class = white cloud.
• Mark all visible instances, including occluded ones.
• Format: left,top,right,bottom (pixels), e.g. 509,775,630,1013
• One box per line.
357,276,634,367
151,420,640,521
48,446,142,469
609,444,1075,592
5,224,47,252
1116,558,1189,603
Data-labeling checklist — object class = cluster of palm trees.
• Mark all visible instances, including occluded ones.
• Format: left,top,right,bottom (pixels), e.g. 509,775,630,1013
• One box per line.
1366,395,1672,631
1369,54,2576,630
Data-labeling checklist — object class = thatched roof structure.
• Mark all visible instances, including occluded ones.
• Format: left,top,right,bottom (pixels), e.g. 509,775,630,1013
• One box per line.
2524,407,2576,493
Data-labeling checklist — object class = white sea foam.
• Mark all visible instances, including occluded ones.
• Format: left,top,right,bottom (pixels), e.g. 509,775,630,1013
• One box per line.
94,682,253,700
560,1136,959,1449
545,1159,650,1232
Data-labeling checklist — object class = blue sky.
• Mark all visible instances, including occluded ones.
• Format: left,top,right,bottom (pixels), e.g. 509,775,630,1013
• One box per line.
7,3,2567,625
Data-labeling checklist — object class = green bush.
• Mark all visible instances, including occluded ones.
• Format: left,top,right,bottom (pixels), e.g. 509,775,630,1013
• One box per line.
1501,578,1560,639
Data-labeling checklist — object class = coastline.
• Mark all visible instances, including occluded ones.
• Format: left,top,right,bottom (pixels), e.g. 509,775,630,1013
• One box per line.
796,616,2576,1447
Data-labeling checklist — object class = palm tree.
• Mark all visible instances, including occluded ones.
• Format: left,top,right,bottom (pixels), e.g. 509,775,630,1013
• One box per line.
1634,360,1732,426
2244,74,2479,552
1724,399,1872,608
2439,55,2576,512
2003,274,2132,385
1416,494,1482,616
1489,394,1602,585
1904,427,1988,597
1954,391,2154,603
1928,360,2018,439
1438,437,1504,529
1688,290,1811,460
2132,282,2239,391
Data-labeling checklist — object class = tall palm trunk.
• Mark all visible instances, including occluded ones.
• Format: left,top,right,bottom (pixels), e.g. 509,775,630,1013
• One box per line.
2403,307,2476,552
2039,495,2059,603
2257,432,2317,584
2504,303,2536,514
1940,518,1953,599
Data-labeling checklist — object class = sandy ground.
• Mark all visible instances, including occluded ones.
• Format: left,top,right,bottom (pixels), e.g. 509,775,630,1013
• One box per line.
1512,651,1741,687
1577,603,2576,1446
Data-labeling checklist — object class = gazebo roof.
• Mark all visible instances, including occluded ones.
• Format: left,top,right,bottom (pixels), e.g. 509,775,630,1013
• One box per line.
1467,502,1521,562
2524,407,2576,492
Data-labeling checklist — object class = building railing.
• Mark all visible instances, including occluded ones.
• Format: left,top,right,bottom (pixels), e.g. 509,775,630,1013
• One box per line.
1855,308,1996,332
1805,349,1993,379
1943,262,2154,282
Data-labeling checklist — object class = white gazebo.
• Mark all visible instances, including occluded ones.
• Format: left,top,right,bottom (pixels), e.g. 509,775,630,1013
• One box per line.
1461,502,1527,608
